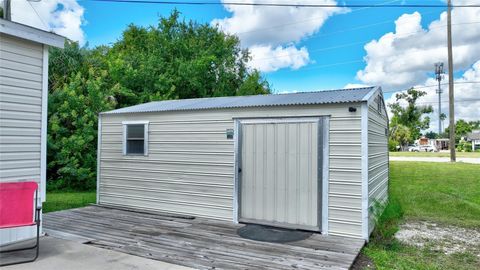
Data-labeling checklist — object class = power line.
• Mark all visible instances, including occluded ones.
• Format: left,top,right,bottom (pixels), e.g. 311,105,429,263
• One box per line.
291,59,366,71
267,20,479,71
28,0,49,30
253,20,480,61
382,81,480,93
89,0,480,8
88,0,479,71
298,9,439,42
232,0,405,36
415,98,480,105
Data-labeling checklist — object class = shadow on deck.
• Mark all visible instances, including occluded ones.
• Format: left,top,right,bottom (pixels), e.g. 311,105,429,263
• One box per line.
44,206,364,270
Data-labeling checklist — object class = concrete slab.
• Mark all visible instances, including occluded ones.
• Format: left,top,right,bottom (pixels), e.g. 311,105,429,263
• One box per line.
2,236,192,270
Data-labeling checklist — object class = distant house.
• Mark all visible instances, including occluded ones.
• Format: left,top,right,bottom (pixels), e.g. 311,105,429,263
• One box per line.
418,137,429,145
466,130,480,151
0,19,64,246
433,138,449,150
417,136,449,151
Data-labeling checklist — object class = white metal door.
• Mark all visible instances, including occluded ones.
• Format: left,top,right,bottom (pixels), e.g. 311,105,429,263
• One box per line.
238,118,320,231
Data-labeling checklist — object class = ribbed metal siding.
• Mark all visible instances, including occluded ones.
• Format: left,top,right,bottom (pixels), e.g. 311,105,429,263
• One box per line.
367,98,389,234
239,120,318,230
99,116,235,220
0,34,43,246
99,104,364,237
327,115,363,238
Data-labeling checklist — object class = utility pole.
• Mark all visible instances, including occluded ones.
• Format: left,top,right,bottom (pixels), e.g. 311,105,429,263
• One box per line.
434,63,444,135
3,0,11,20
447,0,456,162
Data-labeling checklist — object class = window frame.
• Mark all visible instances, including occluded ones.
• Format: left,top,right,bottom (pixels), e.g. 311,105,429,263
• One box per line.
375,95,384,115
122,121,149,156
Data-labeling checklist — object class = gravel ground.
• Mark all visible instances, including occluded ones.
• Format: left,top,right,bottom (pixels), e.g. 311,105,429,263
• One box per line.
395,221,480,256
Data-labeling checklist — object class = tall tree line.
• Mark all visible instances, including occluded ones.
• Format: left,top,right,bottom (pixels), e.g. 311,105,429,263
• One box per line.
47,11,270,190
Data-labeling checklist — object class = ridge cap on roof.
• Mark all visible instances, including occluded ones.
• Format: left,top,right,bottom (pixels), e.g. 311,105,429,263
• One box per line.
144,85,377,104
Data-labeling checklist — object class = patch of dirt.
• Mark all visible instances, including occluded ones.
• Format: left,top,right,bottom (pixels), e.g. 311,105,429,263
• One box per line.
351,253,375,270
395,221,480,256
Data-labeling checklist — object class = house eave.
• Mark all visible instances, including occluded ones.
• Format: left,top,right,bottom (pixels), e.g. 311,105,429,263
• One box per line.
0,18,65,48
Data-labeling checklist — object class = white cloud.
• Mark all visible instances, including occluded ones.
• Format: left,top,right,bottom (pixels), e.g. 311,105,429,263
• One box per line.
212,0,343,47
212,0,344,72
248,45,310,72
385,60,480,133
344,83,370,89
5,0,86,44
357,0,480,90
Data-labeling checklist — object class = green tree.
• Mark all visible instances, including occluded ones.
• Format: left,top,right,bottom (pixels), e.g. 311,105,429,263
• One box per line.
424,131,438,139
444,119,478,143
47,69,119,190
47,11,271,190
105,10,269,106
389,88,433,140
390,124,412,151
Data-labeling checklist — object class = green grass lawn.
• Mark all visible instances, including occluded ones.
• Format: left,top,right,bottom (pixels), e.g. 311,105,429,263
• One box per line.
390,151,480,158
364,161,480,269
43,191,96,213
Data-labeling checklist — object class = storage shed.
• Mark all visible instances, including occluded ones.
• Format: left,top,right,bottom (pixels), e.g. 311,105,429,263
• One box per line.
97,86,389,240
0,19,64,245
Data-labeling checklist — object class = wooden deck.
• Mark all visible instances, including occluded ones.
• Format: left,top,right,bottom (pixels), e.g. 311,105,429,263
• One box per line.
44,206,364,270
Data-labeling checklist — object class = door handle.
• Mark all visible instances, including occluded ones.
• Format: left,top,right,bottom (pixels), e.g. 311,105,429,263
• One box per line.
238,168,242,173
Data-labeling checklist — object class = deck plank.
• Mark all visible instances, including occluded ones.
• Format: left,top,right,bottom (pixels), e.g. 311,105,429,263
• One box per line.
44,206,364,270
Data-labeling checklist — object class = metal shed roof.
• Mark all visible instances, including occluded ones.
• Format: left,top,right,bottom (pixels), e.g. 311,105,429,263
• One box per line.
103,86,379,114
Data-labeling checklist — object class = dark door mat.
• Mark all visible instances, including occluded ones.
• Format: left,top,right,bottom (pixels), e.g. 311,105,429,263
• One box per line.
237,224,313,243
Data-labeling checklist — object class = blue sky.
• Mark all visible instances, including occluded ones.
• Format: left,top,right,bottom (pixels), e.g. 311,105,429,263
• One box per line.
10,0,480,130
80,1,443,93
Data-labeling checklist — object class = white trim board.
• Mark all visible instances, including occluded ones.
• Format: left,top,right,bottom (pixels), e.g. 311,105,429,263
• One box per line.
96,115,102,204
361,102,370,240
239,117,322,124
321,116,330,235
122,121,150,156
234,116,326,232
40,45,48,202
0,18,64,48
232,119,241,224
361,86,380,102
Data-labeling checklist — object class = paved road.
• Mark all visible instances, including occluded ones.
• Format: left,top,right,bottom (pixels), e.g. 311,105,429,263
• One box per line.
3,236,191,270
390,156,480,164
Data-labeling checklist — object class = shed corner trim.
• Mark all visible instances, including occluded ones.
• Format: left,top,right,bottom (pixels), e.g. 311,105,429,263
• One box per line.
361,101,370,240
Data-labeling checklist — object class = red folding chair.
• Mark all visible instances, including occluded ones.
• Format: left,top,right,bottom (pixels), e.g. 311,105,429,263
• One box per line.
0,181,42,267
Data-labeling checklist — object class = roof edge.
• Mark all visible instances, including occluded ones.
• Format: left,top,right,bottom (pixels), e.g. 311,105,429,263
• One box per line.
102,86,377,115
361,86,381,102
0,18,65,48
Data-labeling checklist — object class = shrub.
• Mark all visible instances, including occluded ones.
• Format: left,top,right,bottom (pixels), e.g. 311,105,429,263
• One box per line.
389,139,399,152
456,139,472,152
370,198,404,246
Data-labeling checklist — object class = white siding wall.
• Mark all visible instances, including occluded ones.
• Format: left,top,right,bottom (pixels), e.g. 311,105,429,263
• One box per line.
99,103,365,238
0,34,44,245
367,95,389,234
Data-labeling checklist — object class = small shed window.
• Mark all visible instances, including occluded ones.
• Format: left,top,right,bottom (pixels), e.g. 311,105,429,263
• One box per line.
375,95,384,114
123,121,149,156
